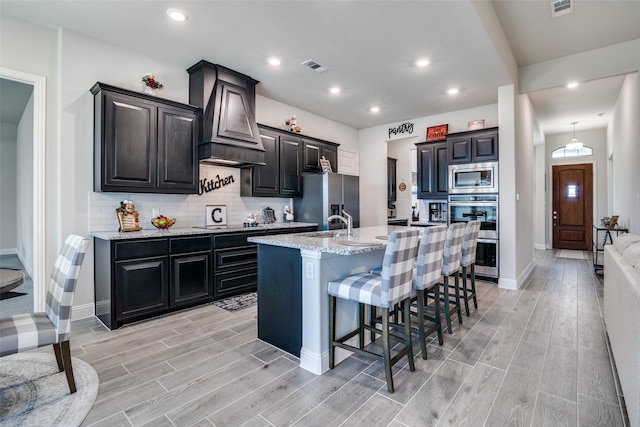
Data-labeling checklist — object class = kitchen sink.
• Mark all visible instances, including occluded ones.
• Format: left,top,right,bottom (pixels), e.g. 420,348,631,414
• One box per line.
337,240,383,247
302,231,346,238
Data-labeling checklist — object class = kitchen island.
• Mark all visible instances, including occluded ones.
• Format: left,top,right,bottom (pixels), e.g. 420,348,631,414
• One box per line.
249,225,409,374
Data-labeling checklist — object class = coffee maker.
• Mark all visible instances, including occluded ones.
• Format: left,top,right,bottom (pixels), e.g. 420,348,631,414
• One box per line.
428,202,447,223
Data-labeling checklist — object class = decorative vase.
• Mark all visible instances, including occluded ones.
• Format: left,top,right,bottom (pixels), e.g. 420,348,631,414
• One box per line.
142,85,156,96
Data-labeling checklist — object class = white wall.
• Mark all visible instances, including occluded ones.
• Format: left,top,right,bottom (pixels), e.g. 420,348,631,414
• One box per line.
608,72,640,233
0,122,18,254
545,127,609,245
16,93,34,275
534,144,546,249
358,104,499,228
387,136,419,220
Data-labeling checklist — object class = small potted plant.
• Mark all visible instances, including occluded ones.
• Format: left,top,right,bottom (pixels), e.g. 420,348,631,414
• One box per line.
142,73,164,95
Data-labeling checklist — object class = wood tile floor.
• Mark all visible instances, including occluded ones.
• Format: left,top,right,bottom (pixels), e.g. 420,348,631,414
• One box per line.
72,249,627,426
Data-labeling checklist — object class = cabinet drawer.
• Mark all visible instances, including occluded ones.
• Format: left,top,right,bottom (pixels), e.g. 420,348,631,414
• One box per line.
169,235,212,254
114,239,168,260
213,231,264,249
215,267,257,297
215,246,257,270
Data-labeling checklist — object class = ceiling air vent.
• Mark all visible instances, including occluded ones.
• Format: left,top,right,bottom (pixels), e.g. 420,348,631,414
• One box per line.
550,0,574,18
301,59,330,73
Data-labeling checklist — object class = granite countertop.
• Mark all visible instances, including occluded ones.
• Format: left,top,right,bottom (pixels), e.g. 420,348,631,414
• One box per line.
91,222,318,241
410,221,448,227
248,225,419,255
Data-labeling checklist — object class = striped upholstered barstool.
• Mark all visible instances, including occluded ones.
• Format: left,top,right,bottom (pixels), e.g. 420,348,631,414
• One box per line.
412,225,448,358
0,235,89,393
439,223,466,333
460,220,481,316
328,229,420,393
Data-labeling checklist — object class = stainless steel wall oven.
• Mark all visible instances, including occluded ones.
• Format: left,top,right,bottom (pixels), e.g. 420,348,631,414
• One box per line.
449,194,499,277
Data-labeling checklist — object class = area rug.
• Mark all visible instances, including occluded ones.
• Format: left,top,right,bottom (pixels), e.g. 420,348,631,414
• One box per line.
558,249,587,260
212,292,257,311
0,352,98,427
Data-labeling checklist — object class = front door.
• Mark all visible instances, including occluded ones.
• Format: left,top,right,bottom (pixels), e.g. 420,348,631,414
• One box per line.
552,164,593,250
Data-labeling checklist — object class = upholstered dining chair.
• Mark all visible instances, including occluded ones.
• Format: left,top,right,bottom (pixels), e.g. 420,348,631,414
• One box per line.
460,220,481,316
439,223,466,333
0,234,90,393
328,229,420,393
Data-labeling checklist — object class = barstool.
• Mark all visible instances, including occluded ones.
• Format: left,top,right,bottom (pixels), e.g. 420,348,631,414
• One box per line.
460,220,481,316
439,223,466,333
412,225,448,358
328,229,420,393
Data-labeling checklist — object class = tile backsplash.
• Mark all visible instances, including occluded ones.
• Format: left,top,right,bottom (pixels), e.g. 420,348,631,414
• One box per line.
89,164,292,232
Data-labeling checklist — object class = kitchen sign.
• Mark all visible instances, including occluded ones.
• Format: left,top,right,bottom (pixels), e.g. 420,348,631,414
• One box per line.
198,174,235,195
426,124,448,142
388,122,415,139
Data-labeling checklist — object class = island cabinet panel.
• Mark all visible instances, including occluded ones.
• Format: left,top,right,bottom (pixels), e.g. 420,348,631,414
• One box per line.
416,141,448,199
92,82,201,195
257,245,303,356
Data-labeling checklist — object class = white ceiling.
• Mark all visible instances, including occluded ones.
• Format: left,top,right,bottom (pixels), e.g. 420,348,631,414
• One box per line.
1,0,639,136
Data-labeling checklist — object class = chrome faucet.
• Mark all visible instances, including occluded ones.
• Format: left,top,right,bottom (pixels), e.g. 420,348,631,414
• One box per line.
327,210,353,236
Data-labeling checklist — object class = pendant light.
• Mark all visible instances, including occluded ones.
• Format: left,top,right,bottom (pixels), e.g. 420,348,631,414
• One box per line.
566,122,583,150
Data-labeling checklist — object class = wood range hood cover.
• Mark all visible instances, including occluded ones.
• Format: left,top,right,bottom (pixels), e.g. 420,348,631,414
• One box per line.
188,60,265,167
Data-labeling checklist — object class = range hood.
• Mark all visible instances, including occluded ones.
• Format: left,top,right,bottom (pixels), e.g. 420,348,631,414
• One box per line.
188,60,265,167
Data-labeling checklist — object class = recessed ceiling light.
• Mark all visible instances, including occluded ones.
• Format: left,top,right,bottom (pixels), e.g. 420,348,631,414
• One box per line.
166,8,188,22
268,57,281,66
370,106,380,113
567,82,579,89
329,87,341,94
447,88,459,95
416,58,431,67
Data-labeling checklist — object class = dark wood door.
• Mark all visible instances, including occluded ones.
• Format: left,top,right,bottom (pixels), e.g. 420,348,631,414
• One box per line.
279,134,302,196
302,140,321,172
170,251,212,308
552,163,593,250
115,256,169,321
157,105,199,193
434,142,449,196
103,92,157,190
321,144,338,173
387,157,397,202
251,130,280,196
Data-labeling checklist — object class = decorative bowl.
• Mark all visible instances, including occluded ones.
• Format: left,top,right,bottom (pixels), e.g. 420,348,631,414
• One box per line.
151,216,176,230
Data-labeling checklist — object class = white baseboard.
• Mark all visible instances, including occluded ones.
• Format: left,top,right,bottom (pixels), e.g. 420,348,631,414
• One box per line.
16,252,33,279
0,248,17,255
72,302,95,321
534,243,546,250
498,277,518,290
498,258,537,290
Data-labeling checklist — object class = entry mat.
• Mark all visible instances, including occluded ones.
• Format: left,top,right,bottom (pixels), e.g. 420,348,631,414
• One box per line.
557,249,587,260
212,292,257,311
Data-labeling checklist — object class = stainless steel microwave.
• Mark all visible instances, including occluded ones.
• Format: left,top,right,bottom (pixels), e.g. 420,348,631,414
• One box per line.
449,162,499,194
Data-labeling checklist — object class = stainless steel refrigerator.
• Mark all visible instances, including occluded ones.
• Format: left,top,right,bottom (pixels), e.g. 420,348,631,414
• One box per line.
293,173,360,231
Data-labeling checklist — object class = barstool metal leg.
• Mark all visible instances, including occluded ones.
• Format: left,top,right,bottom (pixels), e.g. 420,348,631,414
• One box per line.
471,264,478,309
443,276,452,333
403,298,415,372
434,284,444,345
416,289,427,359
454,273,463,324
462,266,470,316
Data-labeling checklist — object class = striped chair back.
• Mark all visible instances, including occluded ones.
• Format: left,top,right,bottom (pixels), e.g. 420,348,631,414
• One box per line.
45,235,90,343
380,229,421,307
414,225,448,290
441,223,466,276
461,220,481,267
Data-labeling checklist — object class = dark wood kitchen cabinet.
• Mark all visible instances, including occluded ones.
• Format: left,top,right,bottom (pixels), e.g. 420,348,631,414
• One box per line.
416,141,448,199
448,127,499,164
302,138,339,173
94,234,213,330
91,82,201,194
240,125,302,197
169,236,213,308
387,157,397,202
